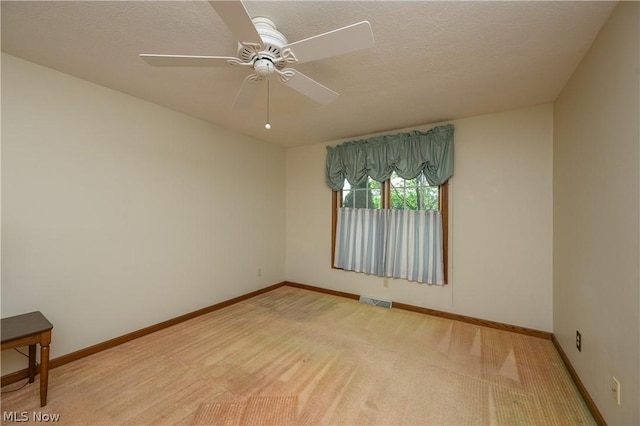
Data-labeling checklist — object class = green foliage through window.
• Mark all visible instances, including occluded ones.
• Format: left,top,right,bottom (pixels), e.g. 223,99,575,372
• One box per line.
342,172,439,211
390,172,439,210
342,178,381,209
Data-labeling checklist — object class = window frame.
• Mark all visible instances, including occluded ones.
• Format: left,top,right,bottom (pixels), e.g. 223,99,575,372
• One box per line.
331,179,449,284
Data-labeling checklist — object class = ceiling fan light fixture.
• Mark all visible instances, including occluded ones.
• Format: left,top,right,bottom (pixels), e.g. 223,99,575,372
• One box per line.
254,58,275,77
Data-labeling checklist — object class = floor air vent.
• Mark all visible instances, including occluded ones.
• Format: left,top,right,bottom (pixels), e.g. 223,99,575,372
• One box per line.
359,295,392,309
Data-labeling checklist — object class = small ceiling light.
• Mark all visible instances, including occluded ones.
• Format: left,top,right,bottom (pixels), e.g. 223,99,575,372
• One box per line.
254,58,275,78
265,122,271,130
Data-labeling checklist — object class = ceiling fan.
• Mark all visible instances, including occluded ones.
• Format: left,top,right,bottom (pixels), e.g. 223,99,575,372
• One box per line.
140,1,375,109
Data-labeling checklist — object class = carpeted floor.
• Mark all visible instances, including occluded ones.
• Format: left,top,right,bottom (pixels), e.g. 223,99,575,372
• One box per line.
191,396,298,425
1,286,595,425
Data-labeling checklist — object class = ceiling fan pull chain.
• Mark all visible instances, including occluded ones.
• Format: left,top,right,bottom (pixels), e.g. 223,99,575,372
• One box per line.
265,79,271,130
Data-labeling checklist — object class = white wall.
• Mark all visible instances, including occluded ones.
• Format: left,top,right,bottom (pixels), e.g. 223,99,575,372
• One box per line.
553,2,639,425
1,54,286,374
286,104,553,332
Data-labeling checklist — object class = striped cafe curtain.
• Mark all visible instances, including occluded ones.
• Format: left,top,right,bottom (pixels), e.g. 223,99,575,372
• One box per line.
334,208,386,277
334,207,444,285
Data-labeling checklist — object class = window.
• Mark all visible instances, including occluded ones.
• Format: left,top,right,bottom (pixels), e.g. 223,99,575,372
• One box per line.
341,177,382,209
389,172,439,210
326,124,453,285
332,174,449,283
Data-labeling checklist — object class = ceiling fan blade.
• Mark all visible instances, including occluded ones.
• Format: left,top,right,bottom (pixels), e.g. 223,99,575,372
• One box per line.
208,1,262,46
233,75,263,109
280,69,339,105
140,54,236,67
281,21,374,65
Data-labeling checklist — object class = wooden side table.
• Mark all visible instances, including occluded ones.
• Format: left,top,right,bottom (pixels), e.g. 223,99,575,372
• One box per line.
1,311,53,407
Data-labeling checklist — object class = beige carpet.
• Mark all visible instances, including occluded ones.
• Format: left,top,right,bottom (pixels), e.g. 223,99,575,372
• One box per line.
1,286,595,425
191,396,298,425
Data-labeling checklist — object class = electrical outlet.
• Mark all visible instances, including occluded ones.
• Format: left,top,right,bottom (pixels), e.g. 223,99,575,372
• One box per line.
383,278,389,288
576,330,582,351
257,268,262,277
612,377,620,405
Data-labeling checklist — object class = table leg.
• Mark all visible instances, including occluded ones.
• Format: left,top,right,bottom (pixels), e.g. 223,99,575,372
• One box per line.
39,330,52,407
28,344,36,383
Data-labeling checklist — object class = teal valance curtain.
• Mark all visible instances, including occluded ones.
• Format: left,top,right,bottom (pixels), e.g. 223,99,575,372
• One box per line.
326,124,454,191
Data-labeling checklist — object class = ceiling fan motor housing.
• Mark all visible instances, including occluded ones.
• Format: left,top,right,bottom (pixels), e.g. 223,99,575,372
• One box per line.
237,17,288,69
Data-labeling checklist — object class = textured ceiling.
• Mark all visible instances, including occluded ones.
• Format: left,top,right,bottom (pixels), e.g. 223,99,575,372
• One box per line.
1,1,616,147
